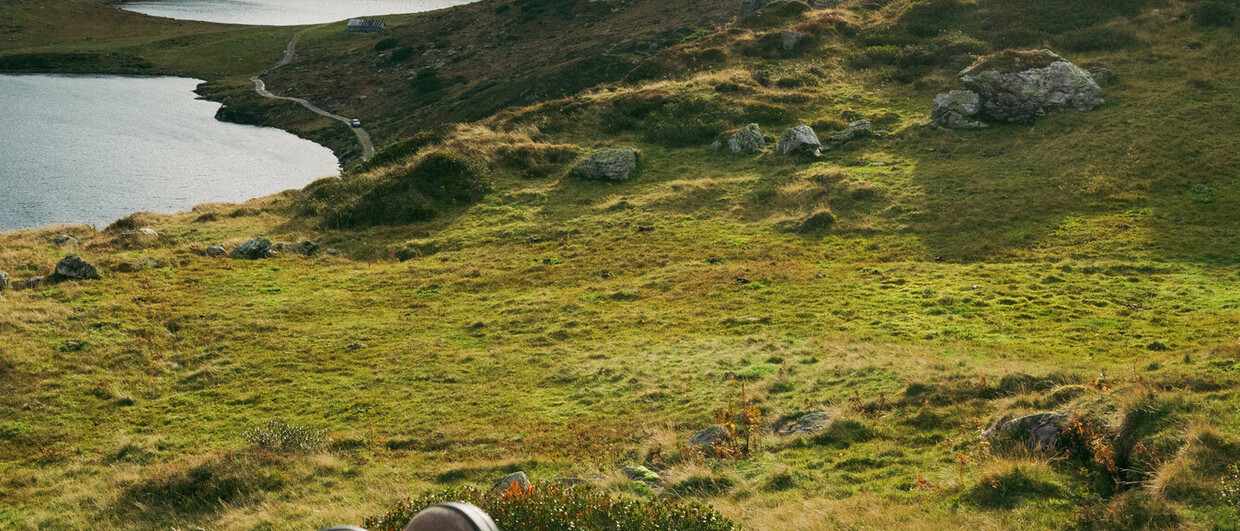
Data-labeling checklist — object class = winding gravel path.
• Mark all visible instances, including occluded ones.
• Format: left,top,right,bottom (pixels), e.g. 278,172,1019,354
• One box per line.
251,31,375,160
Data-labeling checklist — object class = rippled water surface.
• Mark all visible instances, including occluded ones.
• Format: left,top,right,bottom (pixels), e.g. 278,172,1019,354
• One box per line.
0,75,340,231
120,0,475,25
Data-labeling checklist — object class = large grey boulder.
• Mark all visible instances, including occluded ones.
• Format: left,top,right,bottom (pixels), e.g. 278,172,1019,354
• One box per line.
958,49,1104,124
0,271,8,291
572,147,639,181
687,424,733,456
777,125,822,156
827,119,876,145
493,471,531,492
54,255,99,281
727,123,766,153
983,411,1067,452
931,90,987,130
230,238,272,260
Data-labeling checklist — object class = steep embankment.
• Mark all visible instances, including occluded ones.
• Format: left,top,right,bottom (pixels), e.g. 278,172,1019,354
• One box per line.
3,0,1240,530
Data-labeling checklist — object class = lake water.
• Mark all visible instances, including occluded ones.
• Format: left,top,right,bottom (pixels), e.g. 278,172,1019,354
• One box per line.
0,74,340,232
120,0,476,26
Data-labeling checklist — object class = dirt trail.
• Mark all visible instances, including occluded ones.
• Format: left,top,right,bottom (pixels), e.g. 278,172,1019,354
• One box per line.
251,30,375,160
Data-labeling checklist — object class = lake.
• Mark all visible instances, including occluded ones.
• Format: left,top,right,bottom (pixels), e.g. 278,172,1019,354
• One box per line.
120,0,476,26
0,74,340,232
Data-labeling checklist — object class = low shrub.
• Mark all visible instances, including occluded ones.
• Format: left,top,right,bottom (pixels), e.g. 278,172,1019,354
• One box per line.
665,475,736,498
1186,1,1240,27
495,143,580,178
116,456,285,517
374,37,399,52
642,92,739,147
600,89,670,132
243,420,327,453
354,129,445,174
1056,25,1140,52
390,47,415,62
899,0,975,38
363,483,734,531
306,150,491,228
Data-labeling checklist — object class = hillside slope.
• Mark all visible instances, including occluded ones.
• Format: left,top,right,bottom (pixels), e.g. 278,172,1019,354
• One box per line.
3,0,1240,529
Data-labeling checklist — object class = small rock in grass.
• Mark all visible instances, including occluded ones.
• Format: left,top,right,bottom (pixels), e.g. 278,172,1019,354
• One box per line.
0,271,8,291
727,123,766,153
230,237,272,260
493,471,531,492
827,120,875,145
686,425,732,456
982,411,1067,452
55,255,100,281
779,30,809,51
1088,66,1112,86
571,147,640,181
287,241,318,256
13,276,45,291
346,342,367,351
777,125,821,156
205,245,227,257
624,465,661,484
775,411,833,436
931,89,987,130
54,234,79,247
62,340,84,352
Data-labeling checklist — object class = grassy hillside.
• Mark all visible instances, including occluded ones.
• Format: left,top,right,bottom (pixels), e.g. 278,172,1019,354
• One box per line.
3,0,1240,529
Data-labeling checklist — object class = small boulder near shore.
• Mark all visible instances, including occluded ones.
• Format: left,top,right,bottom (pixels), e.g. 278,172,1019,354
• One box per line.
54,255,100,281
230,238,272,260
777,125,822,156
572,147,640,181
933,49,1104,129
54,234,79,247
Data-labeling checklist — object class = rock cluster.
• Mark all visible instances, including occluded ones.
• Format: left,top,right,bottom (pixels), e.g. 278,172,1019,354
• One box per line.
932,49,1105,129
572,147,640,181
